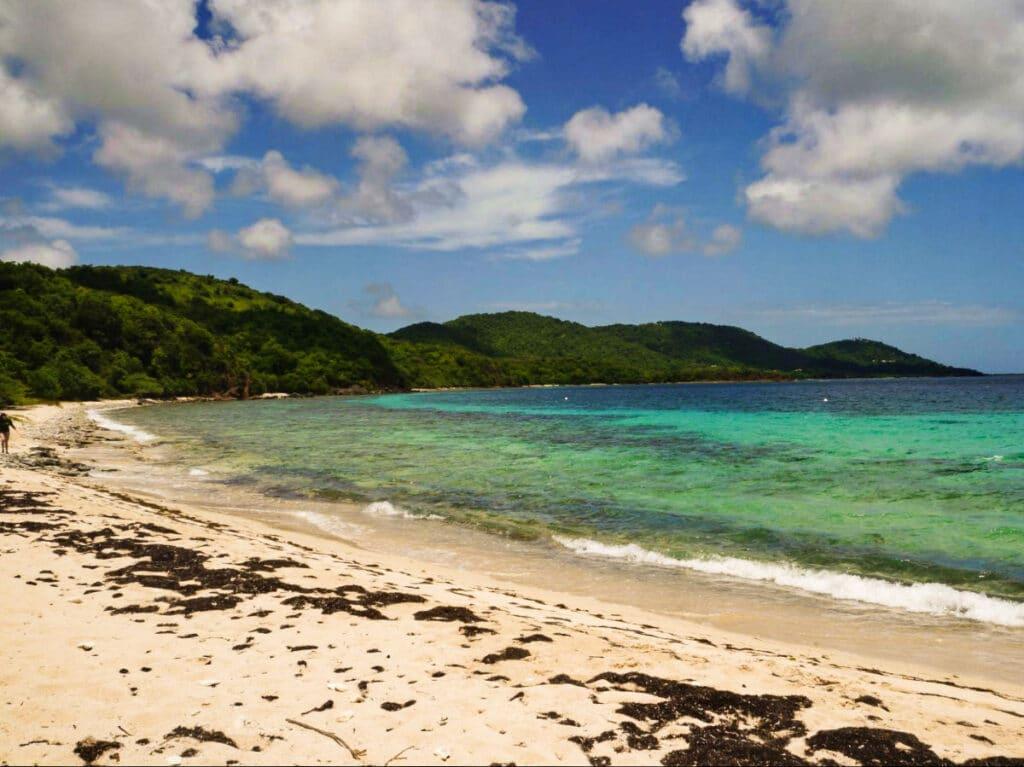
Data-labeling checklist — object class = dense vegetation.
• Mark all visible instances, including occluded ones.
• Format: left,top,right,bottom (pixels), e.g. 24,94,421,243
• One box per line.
0,263,978,405
0,263,402,404
387,312,979,387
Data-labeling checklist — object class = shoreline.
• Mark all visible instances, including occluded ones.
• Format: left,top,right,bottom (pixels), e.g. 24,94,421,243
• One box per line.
7,369,998,411
87,395,1024,635
2,403,1023,765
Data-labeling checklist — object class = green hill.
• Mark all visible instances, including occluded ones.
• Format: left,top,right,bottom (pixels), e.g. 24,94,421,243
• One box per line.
0,263,979,405
0,263,402,404
802,339,961,375
592,321,809,371
388,313,978,387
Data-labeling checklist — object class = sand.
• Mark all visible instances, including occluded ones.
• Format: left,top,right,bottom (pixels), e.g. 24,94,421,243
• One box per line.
1,402,1022,766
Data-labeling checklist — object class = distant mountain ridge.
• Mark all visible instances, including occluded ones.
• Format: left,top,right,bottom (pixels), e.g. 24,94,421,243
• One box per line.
0,264,979,405
387,311,979,387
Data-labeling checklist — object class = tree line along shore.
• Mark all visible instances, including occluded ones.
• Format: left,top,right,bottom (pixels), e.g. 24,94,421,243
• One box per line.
0,262,979,406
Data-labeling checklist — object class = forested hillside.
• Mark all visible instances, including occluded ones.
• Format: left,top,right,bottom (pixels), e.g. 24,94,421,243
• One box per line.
0,263,979,405
388,312,979,387
0,263,402,404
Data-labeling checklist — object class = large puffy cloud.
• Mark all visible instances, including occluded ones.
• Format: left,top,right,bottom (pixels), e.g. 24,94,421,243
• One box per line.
211,0,529,145
0,0,231,214
0,1,231,141
565,104,670,162
743,174,902,239
682,0,1024,237
0,0,529,213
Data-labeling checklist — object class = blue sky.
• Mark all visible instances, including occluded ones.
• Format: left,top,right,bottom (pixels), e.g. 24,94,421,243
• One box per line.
1,0,1023,372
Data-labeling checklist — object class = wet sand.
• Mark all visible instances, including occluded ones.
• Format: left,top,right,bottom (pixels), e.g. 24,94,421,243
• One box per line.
1,402,1022,766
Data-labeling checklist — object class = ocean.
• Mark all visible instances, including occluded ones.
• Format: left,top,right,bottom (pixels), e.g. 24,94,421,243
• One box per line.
107,376,1024,627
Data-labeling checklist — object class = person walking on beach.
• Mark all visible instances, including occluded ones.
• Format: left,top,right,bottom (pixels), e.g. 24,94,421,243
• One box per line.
0,412,14,454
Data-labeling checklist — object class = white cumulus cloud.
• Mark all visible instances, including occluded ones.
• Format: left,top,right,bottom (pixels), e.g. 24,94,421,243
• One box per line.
565,104,670,162
0,0,529,214
682,0,1024,237
210,0,529,145
210,218,292,260
682,0,771,95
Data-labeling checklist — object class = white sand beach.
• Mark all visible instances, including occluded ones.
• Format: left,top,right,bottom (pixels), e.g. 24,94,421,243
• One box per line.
1,403,1022,766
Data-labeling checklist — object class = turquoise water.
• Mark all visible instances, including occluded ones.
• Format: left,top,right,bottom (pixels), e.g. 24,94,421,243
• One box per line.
114,377,1024,622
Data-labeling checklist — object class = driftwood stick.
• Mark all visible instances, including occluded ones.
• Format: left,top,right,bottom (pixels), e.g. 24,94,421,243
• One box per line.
384,745,415,765
285,718,366,760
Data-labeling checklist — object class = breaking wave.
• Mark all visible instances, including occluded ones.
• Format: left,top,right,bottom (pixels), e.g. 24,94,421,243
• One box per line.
292,510,365,538
361,500,443,521
87,409,157,443
553,536,1024,627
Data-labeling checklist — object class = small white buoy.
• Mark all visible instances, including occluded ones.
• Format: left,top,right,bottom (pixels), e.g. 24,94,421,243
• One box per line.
563,396,568,400
822,397,829,402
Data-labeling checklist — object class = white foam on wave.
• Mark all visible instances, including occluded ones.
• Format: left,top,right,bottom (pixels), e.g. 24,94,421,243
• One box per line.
552,536,1024,627
86,409,157,443
188,468,209,477
293,510,365,538
361,500,443,521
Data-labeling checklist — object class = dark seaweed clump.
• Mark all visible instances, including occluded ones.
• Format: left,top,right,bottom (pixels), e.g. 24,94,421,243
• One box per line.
806,727,949,766
166,725,238,749
481,646,531,664
414,605,483,623
282,584,424,621
73,737,121,764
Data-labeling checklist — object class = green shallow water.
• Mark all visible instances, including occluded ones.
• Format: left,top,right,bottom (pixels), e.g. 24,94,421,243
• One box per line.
115,377,1024,608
